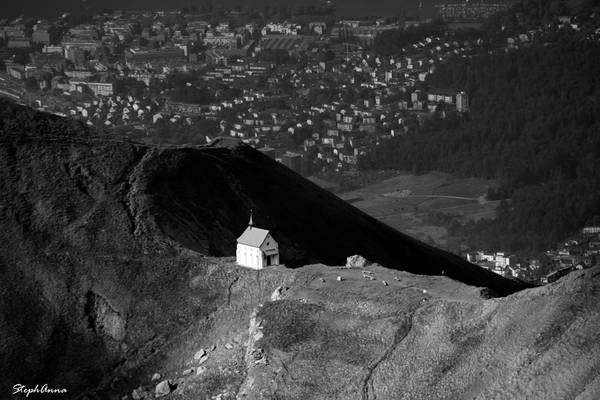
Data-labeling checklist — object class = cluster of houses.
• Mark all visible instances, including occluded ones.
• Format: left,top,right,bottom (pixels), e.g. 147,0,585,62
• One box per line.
466,251,522,278
0,17,52,48
0,6,488,185
49,95,162,129
4,6,599,180
541,226,600,281
466,226,600,284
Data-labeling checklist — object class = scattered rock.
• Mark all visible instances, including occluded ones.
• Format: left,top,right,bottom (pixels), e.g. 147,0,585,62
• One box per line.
224,343,234,350
196,366,207,375
337,276,343,281
393,276,400,281
363,275,375,280
382,280,388,286
210,344,217,351
270,286,284,301
363,270,374,275
155,380,174,398
251,348,266,365
319,278,325,283
193,349,206,360
346,255,369,268
151,373,161,381
131,386,146,400
182,368,194,376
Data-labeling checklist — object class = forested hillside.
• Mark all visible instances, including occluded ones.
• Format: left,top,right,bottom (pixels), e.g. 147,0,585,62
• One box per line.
360,34,600,254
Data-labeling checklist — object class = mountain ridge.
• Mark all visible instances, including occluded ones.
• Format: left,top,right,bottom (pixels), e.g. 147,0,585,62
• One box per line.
0,102,560,399
0,100,531,296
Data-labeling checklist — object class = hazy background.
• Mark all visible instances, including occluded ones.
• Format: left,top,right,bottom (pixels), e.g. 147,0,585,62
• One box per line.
0,0,438,19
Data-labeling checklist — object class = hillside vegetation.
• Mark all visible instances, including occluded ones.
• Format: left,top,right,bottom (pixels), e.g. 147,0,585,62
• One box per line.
361,32,600,254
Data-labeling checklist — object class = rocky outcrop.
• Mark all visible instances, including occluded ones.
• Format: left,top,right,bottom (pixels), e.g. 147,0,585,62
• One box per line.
237,264,600,400
0,102,547,398
155,379,174,397
346,254,370,268
84,291,127,342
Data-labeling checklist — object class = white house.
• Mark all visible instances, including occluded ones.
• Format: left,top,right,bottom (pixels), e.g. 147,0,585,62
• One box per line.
236,215,279,269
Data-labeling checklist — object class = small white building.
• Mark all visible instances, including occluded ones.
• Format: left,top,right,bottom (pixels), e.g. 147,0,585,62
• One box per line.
236,215,279,269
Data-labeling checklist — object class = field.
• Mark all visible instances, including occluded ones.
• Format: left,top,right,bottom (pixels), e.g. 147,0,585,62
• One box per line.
336,171,500,250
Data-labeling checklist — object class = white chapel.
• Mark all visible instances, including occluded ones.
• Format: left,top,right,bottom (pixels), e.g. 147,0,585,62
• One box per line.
236,213,279,270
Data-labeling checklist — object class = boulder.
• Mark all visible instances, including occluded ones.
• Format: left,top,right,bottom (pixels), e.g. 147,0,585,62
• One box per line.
131,387,147,400
193,349,206,360
151,373,161,381
345,255,369,268
197,353,209,364
251,347,266,365
224,343,234,350
155,380,173,398
270,286,284,301
182,368,194,376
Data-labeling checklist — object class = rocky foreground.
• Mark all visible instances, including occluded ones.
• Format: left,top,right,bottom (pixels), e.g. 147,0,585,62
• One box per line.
2,245,599,400
19,257,597,400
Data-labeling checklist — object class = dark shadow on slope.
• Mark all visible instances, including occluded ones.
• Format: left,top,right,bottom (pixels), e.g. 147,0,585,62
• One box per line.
145,143,532,296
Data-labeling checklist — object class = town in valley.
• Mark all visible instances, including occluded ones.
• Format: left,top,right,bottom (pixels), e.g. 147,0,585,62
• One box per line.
2,0,599,285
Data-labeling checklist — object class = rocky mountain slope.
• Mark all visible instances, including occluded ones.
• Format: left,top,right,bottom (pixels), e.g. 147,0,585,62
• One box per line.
239,263,600,400
2,102,596,399
50,259,599,400
0,101,528,292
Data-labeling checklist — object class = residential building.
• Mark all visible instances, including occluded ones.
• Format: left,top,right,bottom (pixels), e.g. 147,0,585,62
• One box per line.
456,91,469,112
70,80,114,96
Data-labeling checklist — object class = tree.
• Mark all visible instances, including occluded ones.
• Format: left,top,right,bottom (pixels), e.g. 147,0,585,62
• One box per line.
359,35,600,255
